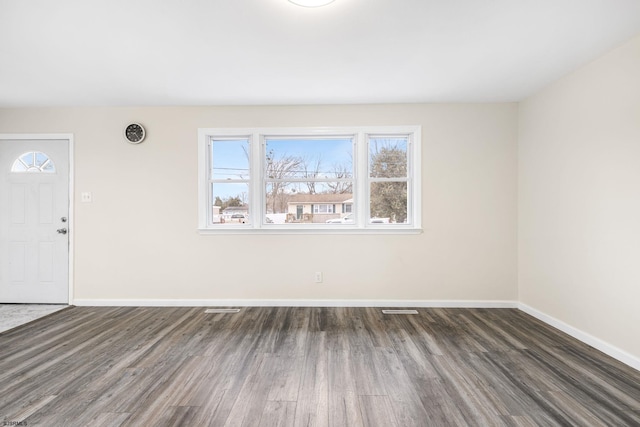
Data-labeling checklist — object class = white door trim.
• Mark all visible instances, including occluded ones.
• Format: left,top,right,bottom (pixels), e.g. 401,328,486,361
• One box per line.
0,134,74,304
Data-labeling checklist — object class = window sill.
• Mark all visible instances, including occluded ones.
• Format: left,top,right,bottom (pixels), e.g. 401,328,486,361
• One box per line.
197,226,423,235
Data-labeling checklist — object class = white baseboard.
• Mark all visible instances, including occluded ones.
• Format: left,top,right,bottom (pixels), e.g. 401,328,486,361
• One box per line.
518,303,640,372
72,298,518,308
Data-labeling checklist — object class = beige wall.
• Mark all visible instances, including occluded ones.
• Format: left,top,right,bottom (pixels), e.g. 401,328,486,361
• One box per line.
519,34,640,358
0,104,518,303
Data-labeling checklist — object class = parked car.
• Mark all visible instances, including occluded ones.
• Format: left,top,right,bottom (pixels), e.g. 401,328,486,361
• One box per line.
370,217,390,224
326,213,354,224
231,213,247,223
326,214,391,224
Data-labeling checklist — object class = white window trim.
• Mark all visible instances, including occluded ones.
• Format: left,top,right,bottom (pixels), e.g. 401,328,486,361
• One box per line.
198,126,422,234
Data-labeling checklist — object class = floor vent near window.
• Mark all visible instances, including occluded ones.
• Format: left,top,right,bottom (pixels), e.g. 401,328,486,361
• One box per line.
381,309,419,315
204,308,241,314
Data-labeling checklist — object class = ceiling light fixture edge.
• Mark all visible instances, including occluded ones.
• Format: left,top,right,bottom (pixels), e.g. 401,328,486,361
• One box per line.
289,0,335,7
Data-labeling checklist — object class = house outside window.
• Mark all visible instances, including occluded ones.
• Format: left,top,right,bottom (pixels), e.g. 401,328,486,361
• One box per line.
198,126,421,233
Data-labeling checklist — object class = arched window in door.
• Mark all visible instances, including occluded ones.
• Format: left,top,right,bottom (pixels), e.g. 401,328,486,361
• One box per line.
11,151,55,173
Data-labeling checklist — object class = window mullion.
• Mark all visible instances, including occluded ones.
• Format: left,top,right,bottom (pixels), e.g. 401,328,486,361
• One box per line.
265,178,354,183
368,177,409,183
410,130,420,228
356,131,368,228
249,132,262,228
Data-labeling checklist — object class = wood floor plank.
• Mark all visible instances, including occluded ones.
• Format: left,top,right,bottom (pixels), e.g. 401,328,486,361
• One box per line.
327,350,364,427
5,394,58,423
292,331,329,427
198,351,266,426
430,353,511,426
357,395,399,427
266,354,304,402
156,406,201,427
328,393,364,427
85,412,132,427
258,400,296,427
500,414,540,427
351,347,387,396
0,306,638,426
189,389,227,427
388,327,440,380
371,346,431,427
223,353,280,427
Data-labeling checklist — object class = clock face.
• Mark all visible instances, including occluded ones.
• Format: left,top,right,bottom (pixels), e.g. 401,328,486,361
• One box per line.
125,123,145,144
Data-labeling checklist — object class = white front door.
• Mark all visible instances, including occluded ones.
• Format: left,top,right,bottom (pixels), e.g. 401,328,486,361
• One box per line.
0,139,69,303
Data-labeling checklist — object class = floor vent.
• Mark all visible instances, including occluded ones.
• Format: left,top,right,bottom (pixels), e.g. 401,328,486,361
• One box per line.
204,308,241,314
382,309,419,315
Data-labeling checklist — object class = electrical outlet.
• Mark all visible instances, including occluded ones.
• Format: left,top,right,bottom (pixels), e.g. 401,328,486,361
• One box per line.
81,192,92,203
314,272,323,283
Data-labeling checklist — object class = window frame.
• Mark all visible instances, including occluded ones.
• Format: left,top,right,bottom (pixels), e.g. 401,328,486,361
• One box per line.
313,204,335,214
11,151,56,173
198,126,421,234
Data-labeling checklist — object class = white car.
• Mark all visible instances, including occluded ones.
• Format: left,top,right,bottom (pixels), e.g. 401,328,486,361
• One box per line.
370,217,390,224
326,214,392,224
326,213,354,224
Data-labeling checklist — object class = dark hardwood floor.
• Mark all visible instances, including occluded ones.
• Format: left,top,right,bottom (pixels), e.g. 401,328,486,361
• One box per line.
0,306,638,426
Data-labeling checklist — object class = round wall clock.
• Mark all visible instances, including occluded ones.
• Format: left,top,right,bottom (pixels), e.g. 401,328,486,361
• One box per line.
124,123,146,144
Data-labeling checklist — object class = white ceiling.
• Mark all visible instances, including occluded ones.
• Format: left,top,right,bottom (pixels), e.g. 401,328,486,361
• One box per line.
1,0,640,107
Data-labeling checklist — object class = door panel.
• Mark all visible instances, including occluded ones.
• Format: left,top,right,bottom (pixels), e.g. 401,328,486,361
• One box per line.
0,139,69,303
39,242,55,282
10,184,26,223
39,184,54,223
9,242,25,281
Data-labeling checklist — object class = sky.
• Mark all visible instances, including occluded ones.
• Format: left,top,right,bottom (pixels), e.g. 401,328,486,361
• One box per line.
210,137,353,201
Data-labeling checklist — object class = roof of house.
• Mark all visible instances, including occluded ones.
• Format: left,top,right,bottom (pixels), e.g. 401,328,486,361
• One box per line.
222,206,249,213
287,193,353,204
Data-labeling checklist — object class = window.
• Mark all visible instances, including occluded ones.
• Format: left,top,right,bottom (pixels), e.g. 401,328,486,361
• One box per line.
313,204,334,214
208,137,250,224
369,136,409,223
198,126,421,233
11,151,55,173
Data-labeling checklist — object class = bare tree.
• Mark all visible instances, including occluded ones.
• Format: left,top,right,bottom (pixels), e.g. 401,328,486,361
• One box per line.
301,155,323,194
327,163,353,194
266,149,304,213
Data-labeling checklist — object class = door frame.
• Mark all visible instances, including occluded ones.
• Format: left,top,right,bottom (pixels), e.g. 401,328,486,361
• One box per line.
0,133,74,304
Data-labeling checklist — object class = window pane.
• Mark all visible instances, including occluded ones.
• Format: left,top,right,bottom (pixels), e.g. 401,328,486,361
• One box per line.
370,181,407,223
11,161,27,172
211,139,250,180
369,137,408,178
211,182,249,224
11,151,55,173
20,152,33,164
265,138,353,180
35,152,48,167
